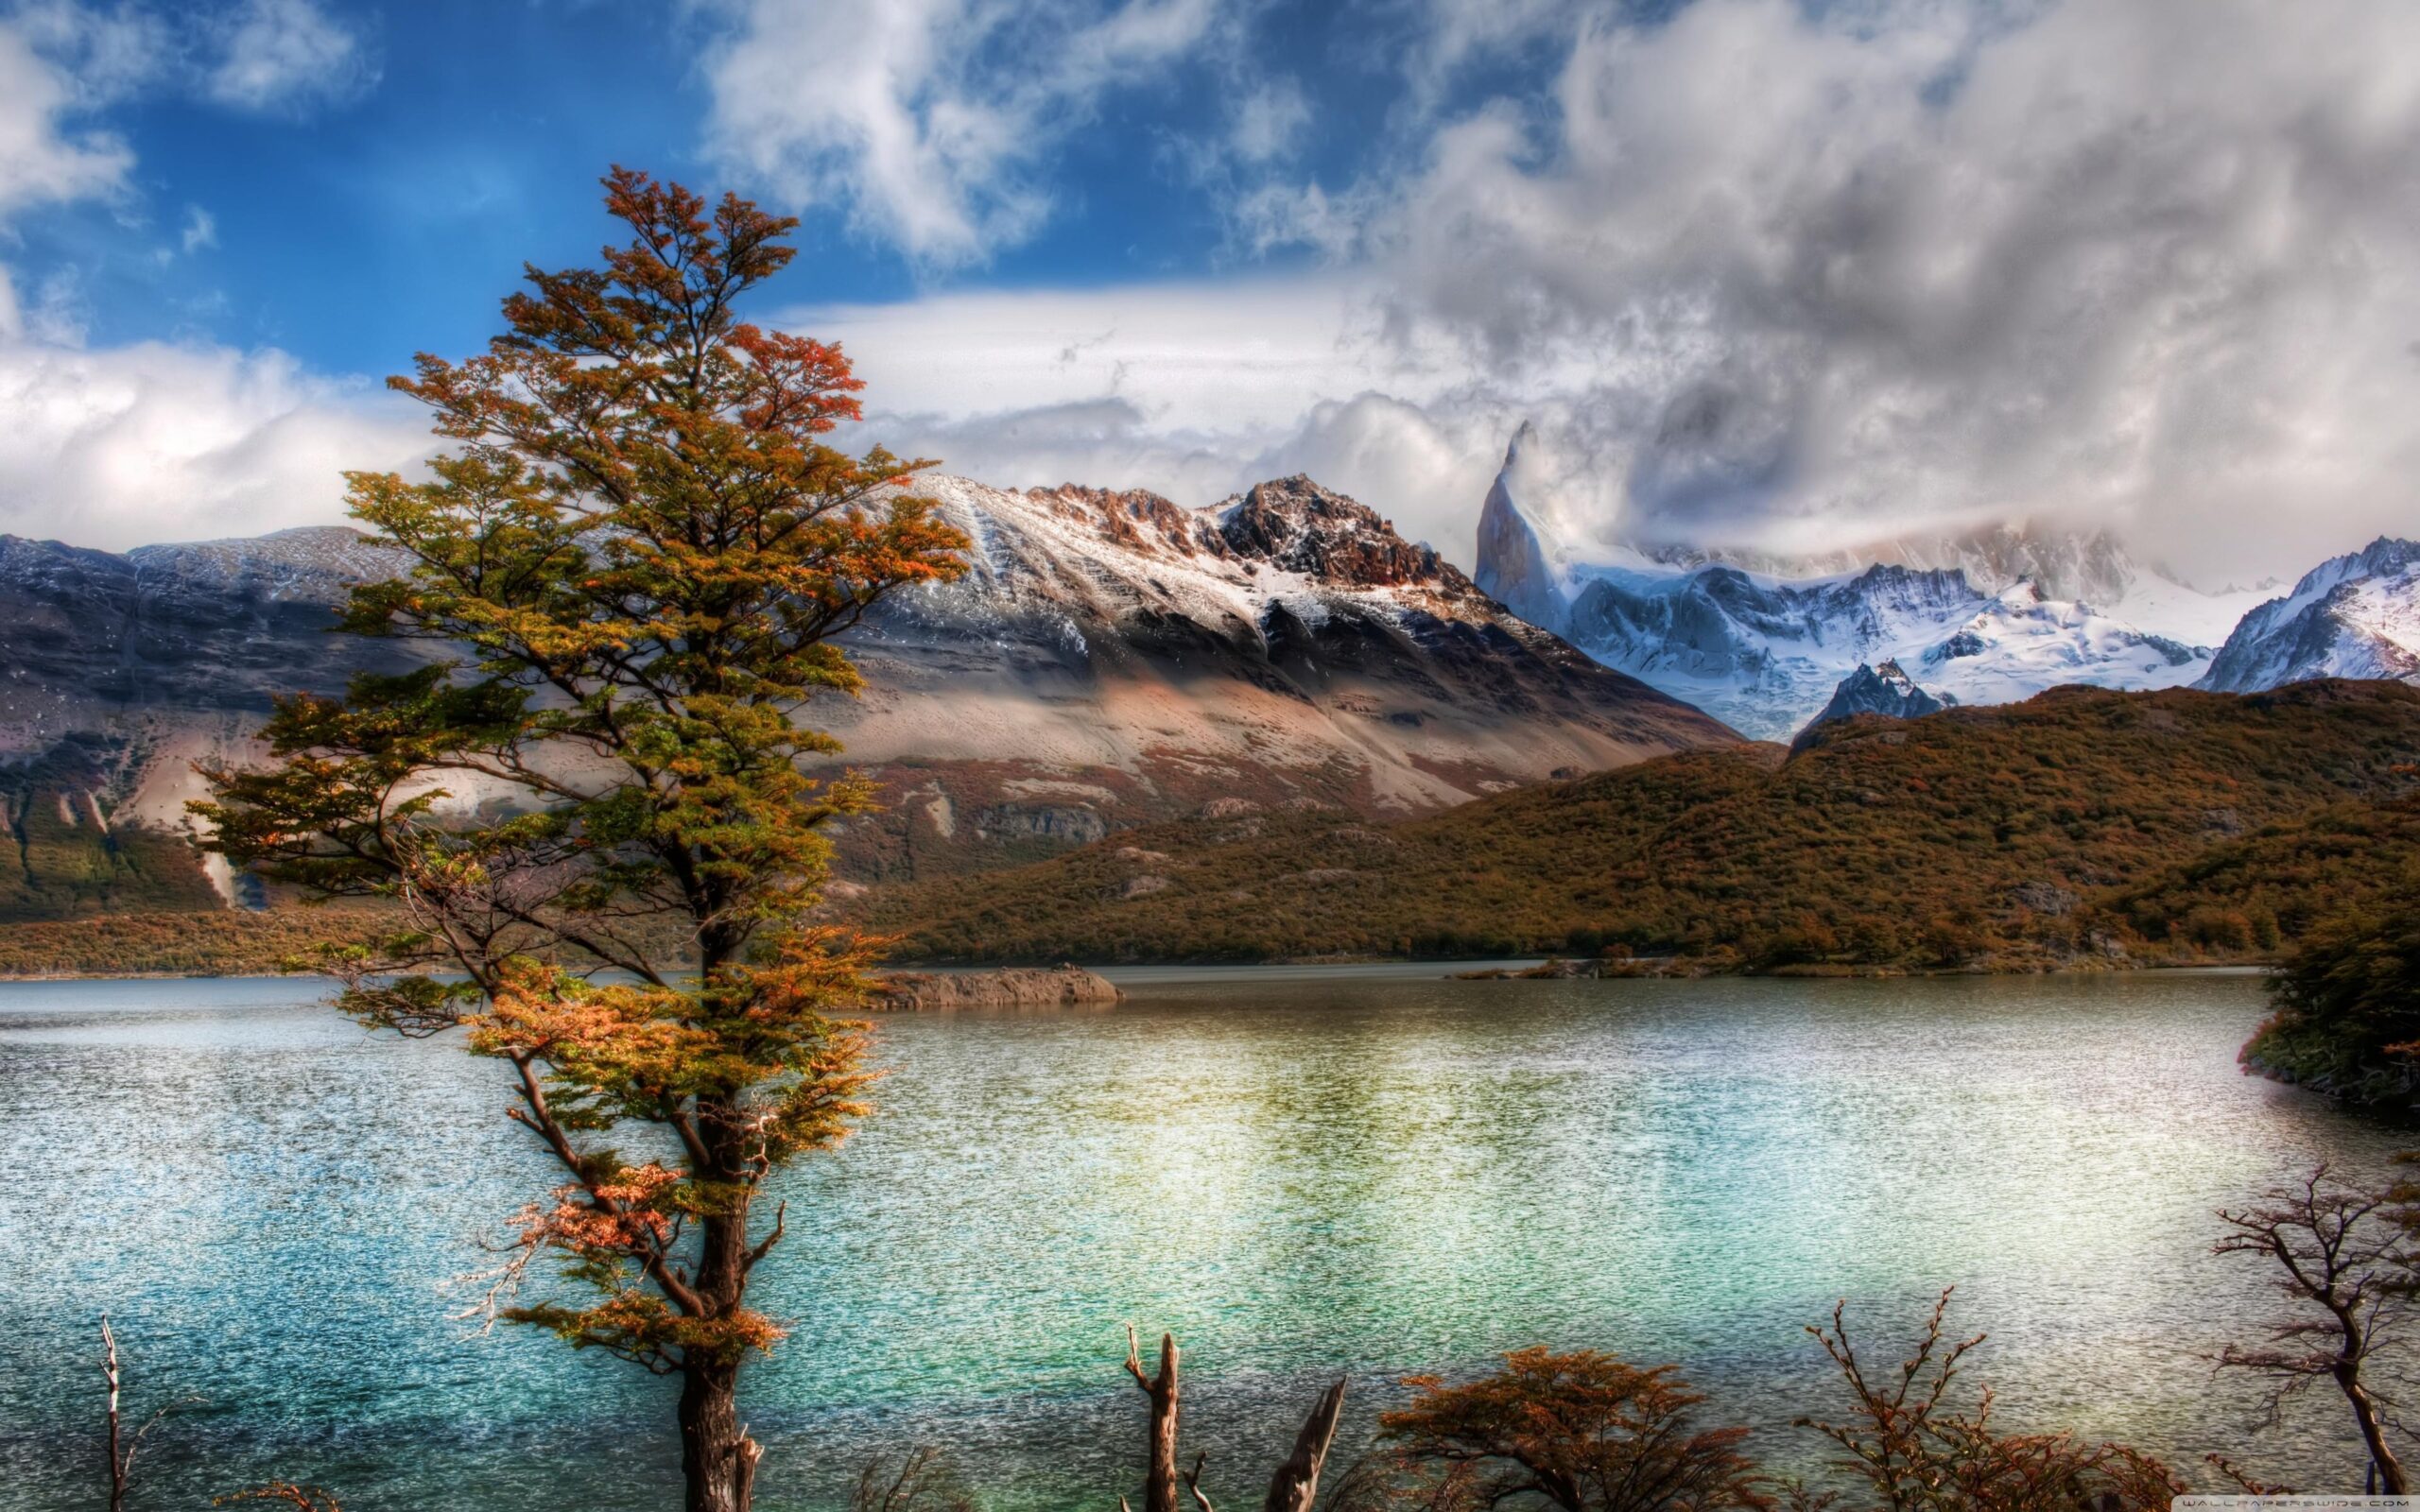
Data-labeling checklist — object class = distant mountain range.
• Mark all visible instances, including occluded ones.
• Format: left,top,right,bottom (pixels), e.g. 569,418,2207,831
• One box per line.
789,473,1734,879
0,443,2413,922
0,475,1733,915
1473,424,2310,739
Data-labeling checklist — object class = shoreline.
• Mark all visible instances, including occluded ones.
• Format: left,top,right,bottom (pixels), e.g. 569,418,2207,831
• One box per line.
0,956,2274,986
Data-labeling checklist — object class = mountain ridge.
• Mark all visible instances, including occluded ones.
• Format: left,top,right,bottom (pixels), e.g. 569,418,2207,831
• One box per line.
1474,432,2290,737
2198,536,2420,693
0,472,1738,916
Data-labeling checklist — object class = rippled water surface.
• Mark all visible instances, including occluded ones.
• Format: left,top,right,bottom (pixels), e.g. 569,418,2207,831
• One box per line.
2,967,2406,1509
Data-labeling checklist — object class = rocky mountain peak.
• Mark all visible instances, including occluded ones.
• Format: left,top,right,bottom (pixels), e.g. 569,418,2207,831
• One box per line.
1793,659,1951,748
2199,535,2420,693
1473,441,1563,627
1215,475,1471,593
1015,485,1226,562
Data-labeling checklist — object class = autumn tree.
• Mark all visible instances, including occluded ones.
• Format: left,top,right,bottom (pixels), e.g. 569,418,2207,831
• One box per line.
1333,1347,1768,1512
1797,1290,2183,1512
193,167,966,1512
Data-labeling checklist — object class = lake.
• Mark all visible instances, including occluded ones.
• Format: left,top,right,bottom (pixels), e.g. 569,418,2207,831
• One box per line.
0,967,2404,1510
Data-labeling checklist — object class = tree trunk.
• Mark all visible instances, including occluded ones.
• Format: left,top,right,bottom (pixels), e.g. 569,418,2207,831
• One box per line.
679,1359,761,1512
682,1186,764,1512
1262,1379,1346,1512
2340,1371,2407,1494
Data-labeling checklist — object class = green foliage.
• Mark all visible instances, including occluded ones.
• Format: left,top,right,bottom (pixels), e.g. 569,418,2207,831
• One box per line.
2241,893,2420,1109
2107,792,2420,952
869,682,2420,968
0,798,220,922
0,732,222,921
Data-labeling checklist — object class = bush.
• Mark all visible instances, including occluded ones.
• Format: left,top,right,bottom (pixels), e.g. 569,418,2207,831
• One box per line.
2240,890,2420,1109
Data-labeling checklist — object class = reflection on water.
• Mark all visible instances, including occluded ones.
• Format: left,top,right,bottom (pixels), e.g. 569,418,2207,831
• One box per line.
0,968,2403,1509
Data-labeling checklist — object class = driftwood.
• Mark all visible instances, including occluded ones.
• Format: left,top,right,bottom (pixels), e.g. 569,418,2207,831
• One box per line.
1119,1327,1346,1512
100,1316,199,1512
103,1316,124,1512
1125,1327,1183,1512
1262,1378,1347,1512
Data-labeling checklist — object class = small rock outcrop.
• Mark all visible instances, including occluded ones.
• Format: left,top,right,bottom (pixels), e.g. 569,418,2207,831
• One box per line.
873,964,1125,1011
1792,661,1948,748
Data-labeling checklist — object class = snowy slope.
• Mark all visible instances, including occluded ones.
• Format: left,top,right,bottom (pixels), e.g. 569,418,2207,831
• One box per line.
814,473,1737,873
2198,538,2420,692
1473,430,2243,740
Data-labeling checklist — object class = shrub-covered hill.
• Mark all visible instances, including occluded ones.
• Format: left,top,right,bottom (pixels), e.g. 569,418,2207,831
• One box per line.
2103,790,2420,957
863,679,2420,969
0,908,389,979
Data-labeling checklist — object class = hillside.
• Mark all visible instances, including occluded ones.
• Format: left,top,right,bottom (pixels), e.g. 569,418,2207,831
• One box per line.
863,680,2420,969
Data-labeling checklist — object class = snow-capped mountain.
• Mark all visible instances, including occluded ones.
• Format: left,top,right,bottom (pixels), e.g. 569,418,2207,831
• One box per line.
1794,661,1949,747
0,476,1737,900
1474,425,2260,740
821,473,1736,875
2197,538,2420,693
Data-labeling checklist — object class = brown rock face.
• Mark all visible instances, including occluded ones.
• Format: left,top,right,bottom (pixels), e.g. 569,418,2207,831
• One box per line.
1023,485,1233,561
1214,476,1476,593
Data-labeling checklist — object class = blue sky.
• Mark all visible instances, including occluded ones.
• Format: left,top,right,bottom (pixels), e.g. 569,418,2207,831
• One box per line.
10,0,1426,373
0,0,2414,581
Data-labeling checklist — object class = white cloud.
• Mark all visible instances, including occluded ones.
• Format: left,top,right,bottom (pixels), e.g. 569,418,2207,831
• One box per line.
0,2,406,552
785,0,2420,585
202,0,374,113
178,202,215,252
1330,0,2420,580
786,274,1534,556
0,15,134,219
7,0,169,107
0,332,429,548
700,0,1231,266
1227,77,1309,164
1391,0,1579,112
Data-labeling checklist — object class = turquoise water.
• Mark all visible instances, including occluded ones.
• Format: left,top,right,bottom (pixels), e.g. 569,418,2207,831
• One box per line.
1,967,2405,1509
